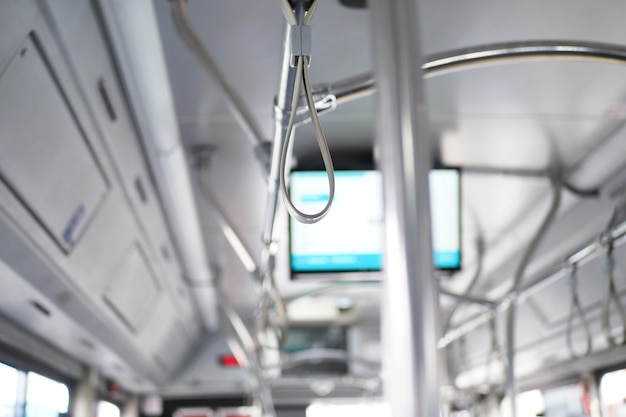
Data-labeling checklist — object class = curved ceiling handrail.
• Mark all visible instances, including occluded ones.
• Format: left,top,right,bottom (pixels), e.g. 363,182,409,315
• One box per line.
423,40,626,75
320,40,626,107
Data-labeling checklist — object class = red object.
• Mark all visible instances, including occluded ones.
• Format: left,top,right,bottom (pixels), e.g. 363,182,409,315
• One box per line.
581,381,592,416
219,355,240,367
106,379,120,394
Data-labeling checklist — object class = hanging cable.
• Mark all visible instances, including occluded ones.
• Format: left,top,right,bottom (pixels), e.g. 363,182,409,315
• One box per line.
565,263,593,359
258,270,289,350
279,0,335,224
443,236,486,334
505,175,562,417
599,239,626,347
280,0,298,25
484,317,504,387
443,237,486,388
510,182,563,293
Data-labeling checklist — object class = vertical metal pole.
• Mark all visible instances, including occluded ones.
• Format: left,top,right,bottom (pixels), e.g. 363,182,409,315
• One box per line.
506,306,517,417
71,367,97,417
584,373,602,417
121,396,140,417
370,0,440,416
262,2,305,266
262,23,298,263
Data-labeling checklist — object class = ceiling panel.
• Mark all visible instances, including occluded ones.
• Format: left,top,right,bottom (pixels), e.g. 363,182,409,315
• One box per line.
419,2,626,56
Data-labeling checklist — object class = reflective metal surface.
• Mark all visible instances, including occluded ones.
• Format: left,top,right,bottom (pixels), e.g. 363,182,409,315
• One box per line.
441,221,626,349
312,40,626,111
370,0,439,416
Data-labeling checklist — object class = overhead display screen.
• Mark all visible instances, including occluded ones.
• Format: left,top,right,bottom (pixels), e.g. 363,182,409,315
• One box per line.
289,169,461,276
429,169,462,269
290,171,383,273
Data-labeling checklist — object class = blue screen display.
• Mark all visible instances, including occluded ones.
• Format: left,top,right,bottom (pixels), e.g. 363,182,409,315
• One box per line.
289,169,461,273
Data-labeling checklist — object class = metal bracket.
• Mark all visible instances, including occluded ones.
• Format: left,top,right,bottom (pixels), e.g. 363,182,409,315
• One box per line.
287,0,312,67
190,144,216,171
289,23,311,67
274,86,337,127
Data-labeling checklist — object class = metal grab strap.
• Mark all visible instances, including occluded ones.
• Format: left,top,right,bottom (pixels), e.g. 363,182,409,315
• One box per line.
566,264,593,359
278,0,335,225
599,242,626,347
442,222,626,351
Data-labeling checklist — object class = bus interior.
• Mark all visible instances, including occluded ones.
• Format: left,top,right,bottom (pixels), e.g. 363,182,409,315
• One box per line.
2,1,626,417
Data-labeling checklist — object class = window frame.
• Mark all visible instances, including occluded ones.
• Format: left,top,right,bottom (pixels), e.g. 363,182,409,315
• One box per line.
0,356,72,417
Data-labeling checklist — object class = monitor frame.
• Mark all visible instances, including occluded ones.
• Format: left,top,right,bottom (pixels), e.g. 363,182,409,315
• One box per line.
288,167,462,280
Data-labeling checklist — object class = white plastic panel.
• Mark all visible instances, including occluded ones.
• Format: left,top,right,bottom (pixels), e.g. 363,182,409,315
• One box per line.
0,36,107,252
0,0,201,388
42,0,200,337
103,243,161,332
141,297,192,371
155,321,191,369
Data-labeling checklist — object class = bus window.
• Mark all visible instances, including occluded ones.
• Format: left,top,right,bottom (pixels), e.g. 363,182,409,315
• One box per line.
306,401,391,417
501,390,545,417
543,383,588,417
600,369,626,417
97,401,120,417
24,372,69,417
0,362,19,417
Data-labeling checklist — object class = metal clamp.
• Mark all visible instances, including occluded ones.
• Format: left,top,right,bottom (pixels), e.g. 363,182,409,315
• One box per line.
274,90,337,127
289,22,311,67
285,0,313,67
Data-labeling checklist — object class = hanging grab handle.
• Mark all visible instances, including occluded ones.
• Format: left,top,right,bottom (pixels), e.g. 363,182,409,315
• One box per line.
565,264,593,358
600,241,626,347
278,0,335,224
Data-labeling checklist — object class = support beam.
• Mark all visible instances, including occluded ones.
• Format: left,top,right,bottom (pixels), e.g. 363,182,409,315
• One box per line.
71,367,97,417
121,396,140,417
370,1,440,417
